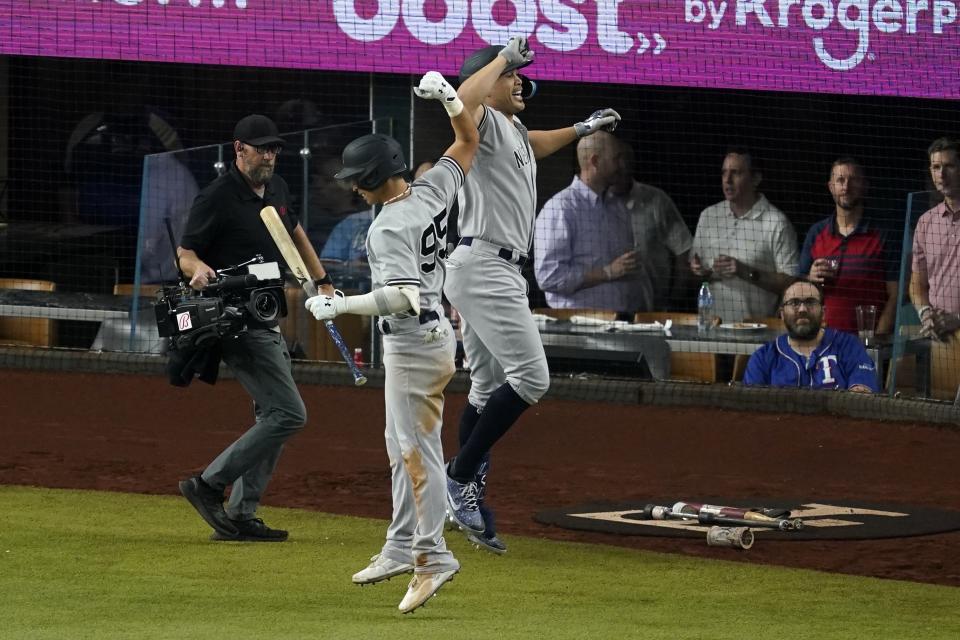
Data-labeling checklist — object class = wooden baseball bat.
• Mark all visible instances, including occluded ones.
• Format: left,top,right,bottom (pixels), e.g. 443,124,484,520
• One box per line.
259,206,367,386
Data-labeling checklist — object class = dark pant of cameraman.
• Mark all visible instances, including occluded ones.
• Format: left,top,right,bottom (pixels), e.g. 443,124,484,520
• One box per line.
200,327,306,521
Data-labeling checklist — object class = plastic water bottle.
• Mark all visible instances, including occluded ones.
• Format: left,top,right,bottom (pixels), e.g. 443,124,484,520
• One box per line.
697,282,714,335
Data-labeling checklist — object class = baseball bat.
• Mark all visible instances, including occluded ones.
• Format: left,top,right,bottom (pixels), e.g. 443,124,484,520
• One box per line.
259,206,368,386
680,501,792,523
642,504,802,531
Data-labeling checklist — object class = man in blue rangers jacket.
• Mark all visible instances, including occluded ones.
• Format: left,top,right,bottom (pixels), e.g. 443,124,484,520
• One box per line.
743,280,877,392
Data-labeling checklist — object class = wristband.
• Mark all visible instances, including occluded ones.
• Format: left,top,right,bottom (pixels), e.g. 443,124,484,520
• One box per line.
602,265,614,282
442,95,464,117
314,274,333,287
917,305,932,319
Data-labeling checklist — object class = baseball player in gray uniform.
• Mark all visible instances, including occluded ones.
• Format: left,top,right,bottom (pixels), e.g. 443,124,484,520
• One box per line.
443,37,621,552
305,71,477,614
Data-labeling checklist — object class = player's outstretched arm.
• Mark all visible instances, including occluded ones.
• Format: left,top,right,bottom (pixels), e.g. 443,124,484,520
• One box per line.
306,285,420,322
458,36,532,124
529,108,622,159
415,71,478,174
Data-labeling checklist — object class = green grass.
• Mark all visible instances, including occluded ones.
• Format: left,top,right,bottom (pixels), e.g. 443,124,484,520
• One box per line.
1,486,957,639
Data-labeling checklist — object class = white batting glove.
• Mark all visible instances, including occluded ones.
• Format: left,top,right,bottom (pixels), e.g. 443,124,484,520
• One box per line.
414,71,463,117
575,108,622,138
305,290,346,321
499,36,534,66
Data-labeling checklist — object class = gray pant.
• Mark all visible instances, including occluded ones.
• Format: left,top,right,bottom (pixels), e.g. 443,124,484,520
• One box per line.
379,316,459,574
445,242,550,407
201,328,306,520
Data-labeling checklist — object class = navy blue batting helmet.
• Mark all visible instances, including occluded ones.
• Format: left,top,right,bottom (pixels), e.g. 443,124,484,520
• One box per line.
334,134,407,190
458,44,534,84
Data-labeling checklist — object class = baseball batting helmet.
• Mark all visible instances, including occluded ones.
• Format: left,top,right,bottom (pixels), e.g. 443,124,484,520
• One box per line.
458,44,534,84
458,45,537,99
334,134,407,190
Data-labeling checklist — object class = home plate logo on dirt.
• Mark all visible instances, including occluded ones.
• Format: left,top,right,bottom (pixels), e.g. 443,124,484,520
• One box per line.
534,499,960,541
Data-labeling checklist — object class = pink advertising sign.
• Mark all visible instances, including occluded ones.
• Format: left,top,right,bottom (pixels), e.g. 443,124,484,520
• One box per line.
1,1,956,99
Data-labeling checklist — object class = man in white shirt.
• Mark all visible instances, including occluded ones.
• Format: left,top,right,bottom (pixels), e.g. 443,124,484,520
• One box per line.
690,148,799,322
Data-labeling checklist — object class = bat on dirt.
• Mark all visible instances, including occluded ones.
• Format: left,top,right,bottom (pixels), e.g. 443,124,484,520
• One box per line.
679,501,793,523
641,504,803,531
259,206,367,386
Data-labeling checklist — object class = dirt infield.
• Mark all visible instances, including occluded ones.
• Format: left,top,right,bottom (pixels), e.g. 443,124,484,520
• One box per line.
2,369,959,586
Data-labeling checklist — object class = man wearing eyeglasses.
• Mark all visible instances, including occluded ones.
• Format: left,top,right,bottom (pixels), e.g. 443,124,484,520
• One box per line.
743,280,877,392
175,114,334,542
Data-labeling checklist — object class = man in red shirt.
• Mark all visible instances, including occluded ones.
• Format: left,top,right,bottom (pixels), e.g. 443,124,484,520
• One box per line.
799,158,899,334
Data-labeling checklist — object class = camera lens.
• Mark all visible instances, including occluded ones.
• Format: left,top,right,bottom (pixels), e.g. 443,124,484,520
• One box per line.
252,290,279,322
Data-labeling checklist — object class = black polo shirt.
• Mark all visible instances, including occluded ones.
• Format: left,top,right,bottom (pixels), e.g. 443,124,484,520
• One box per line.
181,162,299,271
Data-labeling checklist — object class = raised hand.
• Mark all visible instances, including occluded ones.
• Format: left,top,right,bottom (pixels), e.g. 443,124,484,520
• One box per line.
414,71,455,102
305,290,346,321
499,36,533,66
574,108,622,138
414,71,464,116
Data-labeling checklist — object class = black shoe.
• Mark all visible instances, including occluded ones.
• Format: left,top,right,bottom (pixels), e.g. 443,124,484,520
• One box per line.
210,518,289,542
178,476,238,538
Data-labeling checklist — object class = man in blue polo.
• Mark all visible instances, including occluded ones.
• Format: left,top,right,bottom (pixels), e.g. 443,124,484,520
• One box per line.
744,280,877,392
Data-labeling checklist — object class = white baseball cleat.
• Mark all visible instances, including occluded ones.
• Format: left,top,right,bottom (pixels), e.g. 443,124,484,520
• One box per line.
352,554,414,585
398,568,459,614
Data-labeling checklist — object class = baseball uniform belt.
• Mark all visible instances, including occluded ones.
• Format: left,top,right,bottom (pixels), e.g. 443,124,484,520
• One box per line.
458,236,528,267
379,309,441,335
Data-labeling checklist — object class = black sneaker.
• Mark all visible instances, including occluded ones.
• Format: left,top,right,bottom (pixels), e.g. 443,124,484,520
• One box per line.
210,518,289,542
179,476,238,538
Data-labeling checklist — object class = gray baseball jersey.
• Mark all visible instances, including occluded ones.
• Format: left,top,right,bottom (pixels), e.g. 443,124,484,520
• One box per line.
363,155,463,574
456,105,538,252
366,156,464,316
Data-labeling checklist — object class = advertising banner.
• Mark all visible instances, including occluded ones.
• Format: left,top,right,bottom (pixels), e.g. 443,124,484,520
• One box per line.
1,1,955,98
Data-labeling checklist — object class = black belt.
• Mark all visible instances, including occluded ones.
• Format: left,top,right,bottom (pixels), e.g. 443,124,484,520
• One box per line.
459,237,527,267
380,309,441,335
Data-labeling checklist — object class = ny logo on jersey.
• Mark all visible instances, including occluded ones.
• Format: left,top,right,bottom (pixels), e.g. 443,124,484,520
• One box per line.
513,144,531,170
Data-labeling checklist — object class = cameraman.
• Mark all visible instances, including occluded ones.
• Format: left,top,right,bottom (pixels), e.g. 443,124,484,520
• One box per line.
176,114,333,542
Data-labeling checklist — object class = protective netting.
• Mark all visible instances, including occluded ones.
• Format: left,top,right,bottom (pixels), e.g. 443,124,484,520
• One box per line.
1,2,958,410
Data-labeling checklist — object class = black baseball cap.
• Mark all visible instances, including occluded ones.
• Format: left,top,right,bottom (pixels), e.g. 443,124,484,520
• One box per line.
458,44,534,85
233,114,284,146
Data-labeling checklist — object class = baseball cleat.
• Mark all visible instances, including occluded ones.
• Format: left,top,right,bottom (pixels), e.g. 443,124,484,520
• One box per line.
466,531,507,555
398,568,459,614
445,464,485,534
352,554,415,585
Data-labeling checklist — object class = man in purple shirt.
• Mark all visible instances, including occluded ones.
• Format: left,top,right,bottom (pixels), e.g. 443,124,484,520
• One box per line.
534,131,643,313
910,137,960,341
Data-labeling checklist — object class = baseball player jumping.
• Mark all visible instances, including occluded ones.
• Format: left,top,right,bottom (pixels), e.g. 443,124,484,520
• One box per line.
443,37,621,552
305,72,477,614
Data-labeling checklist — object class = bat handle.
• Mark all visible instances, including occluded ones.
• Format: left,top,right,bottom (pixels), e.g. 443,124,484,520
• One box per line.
324,319,368,386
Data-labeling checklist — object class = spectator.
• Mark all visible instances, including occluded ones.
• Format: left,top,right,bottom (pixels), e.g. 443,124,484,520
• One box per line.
307,155,368,254
534,131,642,312
608,140,692,311
690,148,799,322
139,152,200,283
910,137,960,340
744,280,877,392
319,208,372,265
799,158,899,334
